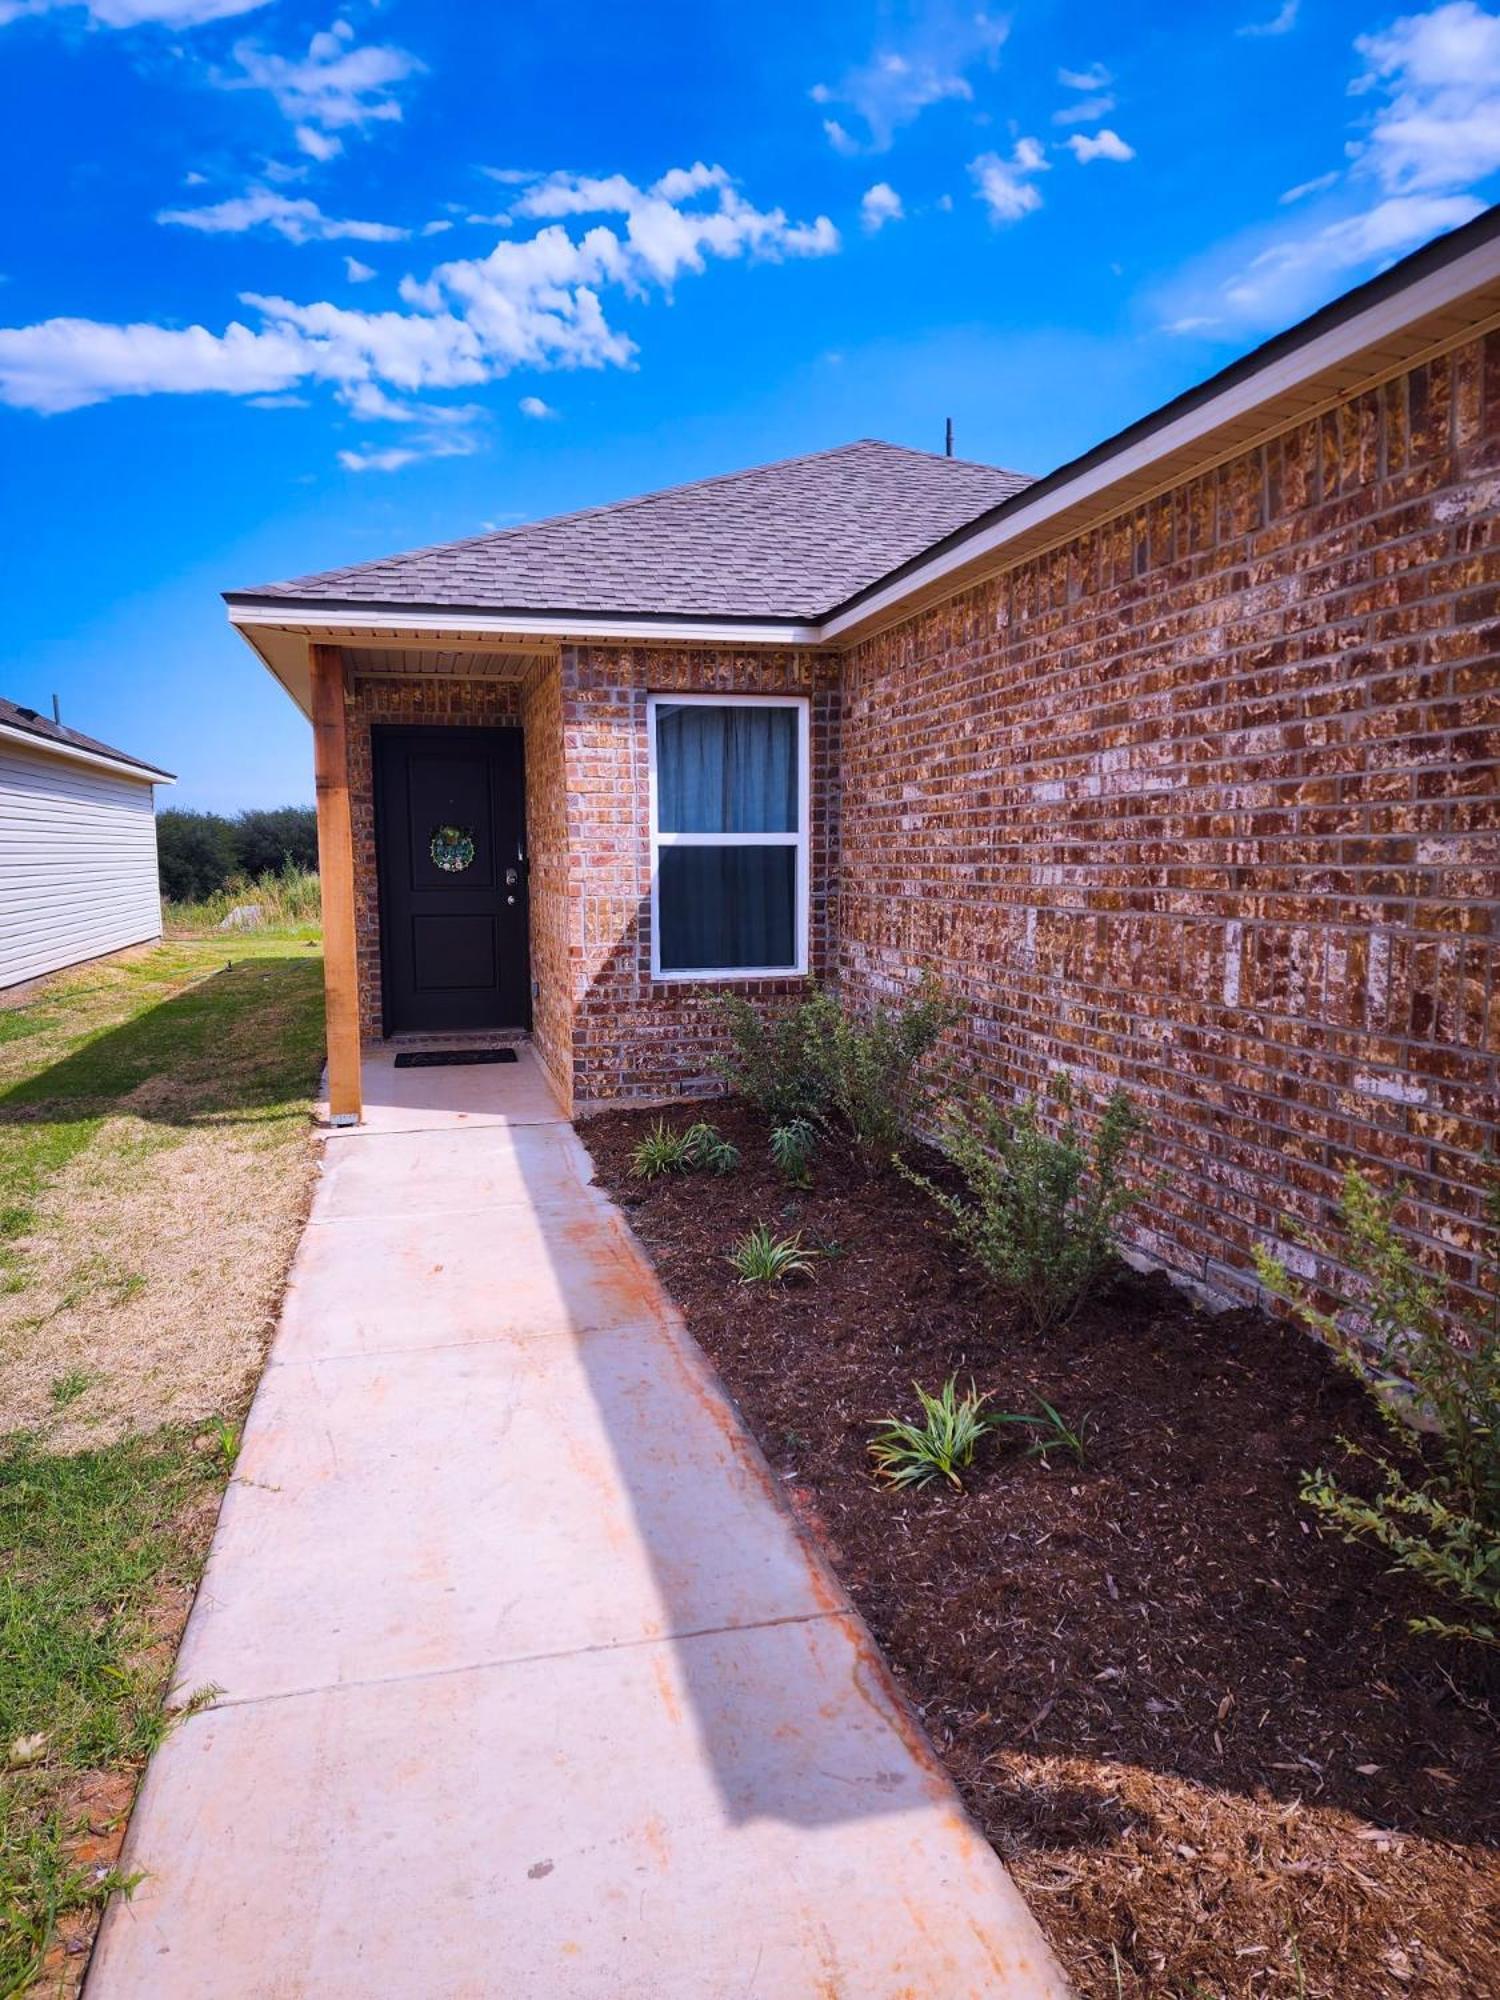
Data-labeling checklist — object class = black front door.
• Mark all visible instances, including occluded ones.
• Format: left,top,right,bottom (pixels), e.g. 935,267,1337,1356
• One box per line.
373,726,531,1035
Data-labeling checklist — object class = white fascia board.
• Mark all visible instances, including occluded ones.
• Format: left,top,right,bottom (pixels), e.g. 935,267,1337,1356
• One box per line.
226,602,825,649
0,722,174,786
819,228,1500,641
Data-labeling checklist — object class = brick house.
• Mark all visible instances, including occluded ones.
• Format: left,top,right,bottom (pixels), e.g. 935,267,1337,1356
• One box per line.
229,209,1500,1311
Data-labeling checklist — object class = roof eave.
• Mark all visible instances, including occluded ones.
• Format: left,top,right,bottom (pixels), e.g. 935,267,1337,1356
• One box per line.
0,720,175,785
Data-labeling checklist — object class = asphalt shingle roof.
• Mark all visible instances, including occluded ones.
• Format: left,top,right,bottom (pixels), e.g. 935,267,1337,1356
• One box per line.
232,440,1031,622
0,696,174,779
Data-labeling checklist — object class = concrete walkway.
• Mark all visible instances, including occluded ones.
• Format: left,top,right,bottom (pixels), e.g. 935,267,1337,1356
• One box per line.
89,1049,1068,1999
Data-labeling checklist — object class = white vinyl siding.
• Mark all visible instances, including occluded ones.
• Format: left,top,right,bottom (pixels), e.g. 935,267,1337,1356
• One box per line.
0,739,163,989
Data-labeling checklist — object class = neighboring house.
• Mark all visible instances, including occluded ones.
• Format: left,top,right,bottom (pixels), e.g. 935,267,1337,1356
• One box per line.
0,697,174,991
228,208,1500,1313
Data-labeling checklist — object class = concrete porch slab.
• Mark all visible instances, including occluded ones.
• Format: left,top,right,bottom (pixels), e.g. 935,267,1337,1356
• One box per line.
323,1043,565,1134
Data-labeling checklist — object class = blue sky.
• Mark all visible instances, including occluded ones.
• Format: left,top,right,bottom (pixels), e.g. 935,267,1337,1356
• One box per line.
1,0,1496,809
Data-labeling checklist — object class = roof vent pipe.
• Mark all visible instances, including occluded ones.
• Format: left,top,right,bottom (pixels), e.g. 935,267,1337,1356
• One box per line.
52,693,61,724
944,417,954,458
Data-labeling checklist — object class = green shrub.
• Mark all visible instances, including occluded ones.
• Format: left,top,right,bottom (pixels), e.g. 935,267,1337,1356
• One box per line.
770,1118,817,1189
1256,1168,1500,1648
713,994,825,1124
869,1377,997,1491
905,1075,1149,1331
800,978,959,1158
629,1119,740,1181
727,1225,815,1285
717,979,957,1157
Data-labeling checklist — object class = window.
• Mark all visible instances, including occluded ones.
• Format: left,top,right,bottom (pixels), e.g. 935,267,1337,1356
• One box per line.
648,694,809,980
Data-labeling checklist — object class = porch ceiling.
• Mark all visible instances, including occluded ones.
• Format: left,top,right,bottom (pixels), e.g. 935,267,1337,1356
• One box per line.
236,621,558,717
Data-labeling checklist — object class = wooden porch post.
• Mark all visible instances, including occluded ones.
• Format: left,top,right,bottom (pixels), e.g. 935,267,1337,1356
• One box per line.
309,642,363,1125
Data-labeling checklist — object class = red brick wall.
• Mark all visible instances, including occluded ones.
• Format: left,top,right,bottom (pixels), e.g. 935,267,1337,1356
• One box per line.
346,672,521,1040
561,643,841,1107
836,335,1500,1308
519,656,573,1107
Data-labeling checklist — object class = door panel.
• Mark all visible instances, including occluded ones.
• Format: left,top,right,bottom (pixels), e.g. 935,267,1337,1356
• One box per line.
373,726,530,1034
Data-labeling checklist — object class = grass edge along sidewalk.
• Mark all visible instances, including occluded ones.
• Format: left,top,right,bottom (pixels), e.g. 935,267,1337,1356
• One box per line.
0,932,324,1997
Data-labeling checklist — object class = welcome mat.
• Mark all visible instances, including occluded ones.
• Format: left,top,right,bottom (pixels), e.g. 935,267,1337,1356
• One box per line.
393,1048,520,1069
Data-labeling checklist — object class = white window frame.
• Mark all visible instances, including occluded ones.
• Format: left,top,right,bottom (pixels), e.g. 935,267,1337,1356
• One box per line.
646,692,811,983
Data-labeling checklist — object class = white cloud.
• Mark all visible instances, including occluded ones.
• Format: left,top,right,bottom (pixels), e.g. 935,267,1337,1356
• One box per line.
822,118,859,156
247,391,307,407
0,0,267,24
1058,62,1112,90
1223,190,1484,315
1280,169,1340,203
1161,3,1499,337
1351,1,1500,193
337,445,418,472
0,161,841,418
339,430,478,473
1238,1,1299,35
860,181,904,231
1053,94,1115,125
518,394,557,418
1065,128,1135,164
220,21,422,158
811,7,1009,151
0,316,315,413
420,218,454,237
294,126,341,163
158,187,408,244
969,138,1048,223
343,255,375,282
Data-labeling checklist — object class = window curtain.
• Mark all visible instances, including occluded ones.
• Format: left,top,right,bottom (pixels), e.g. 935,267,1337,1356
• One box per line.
656,704,796,833
655,703,800,972
658,847,795,971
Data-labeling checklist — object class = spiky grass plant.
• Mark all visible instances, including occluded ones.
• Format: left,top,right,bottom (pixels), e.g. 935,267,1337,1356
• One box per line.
869,1376,998,1491
995,1400,1092,1466
727,1225,816,1285
630,1119,740,1181
629,1121,696,1180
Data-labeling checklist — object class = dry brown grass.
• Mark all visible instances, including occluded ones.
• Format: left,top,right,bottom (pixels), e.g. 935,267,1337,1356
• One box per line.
0,937,324,1448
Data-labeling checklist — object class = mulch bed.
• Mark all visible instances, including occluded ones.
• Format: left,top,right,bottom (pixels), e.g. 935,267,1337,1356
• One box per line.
582,1100,1500,2000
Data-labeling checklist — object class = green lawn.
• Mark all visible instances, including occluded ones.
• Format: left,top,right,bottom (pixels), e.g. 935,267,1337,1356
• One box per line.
0,929,324,1996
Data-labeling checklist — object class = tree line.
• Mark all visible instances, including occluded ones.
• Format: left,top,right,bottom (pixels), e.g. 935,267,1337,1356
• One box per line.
156,806,318,902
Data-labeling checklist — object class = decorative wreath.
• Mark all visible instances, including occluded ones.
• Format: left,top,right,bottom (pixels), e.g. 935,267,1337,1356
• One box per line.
429,823,476,873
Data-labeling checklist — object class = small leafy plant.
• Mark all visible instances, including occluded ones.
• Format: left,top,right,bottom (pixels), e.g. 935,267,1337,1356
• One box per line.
869,1377,997,1491
905,1075,1149,1331
1256,1167,1500,1648
683,1121,741,1176
770,1118,817,1189
630,1119,740,1181
727,1225,816,1285
995,1400,1092,1466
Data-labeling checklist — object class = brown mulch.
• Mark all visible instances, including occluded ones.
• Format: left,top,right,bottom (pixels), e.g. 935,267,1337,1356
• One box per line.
583,1100,1500,2000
